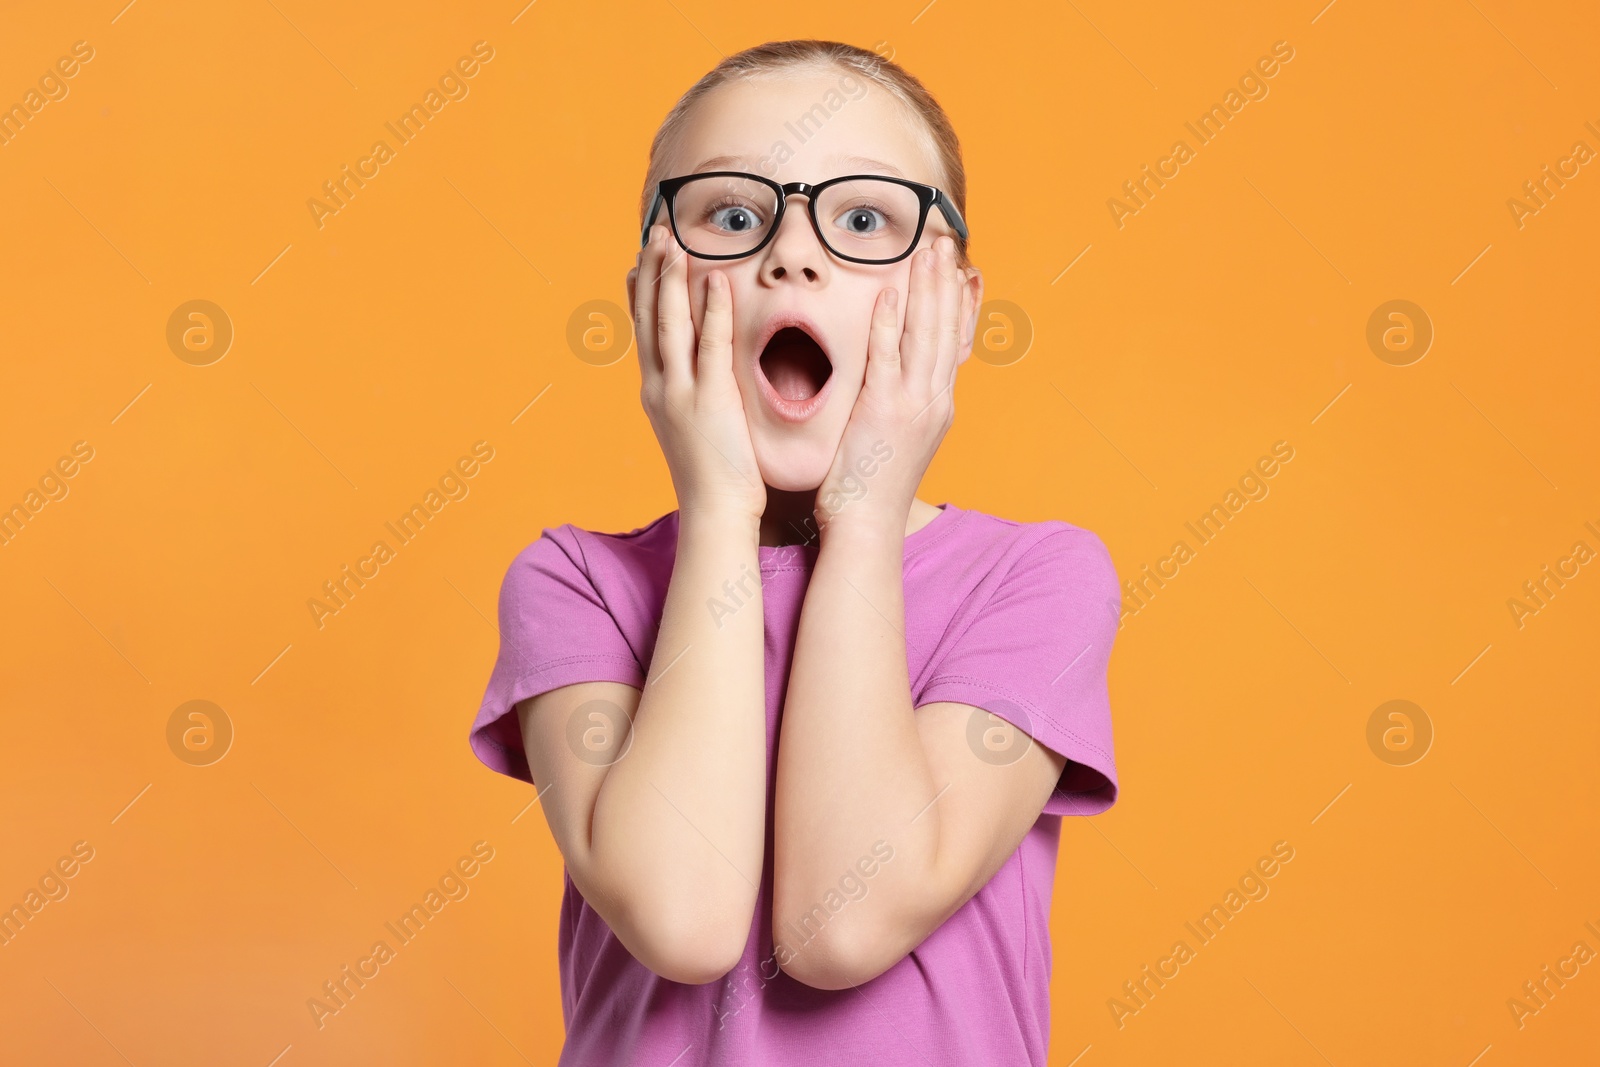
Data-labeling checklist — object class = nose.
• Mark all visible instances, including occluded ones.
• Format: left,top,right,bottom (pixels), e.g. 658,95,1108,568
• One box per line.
759,193,828,285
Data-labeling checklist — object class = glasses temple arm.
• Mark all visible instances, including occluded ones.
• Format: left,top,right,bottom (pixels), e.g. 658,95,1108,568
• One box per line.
640,190,665,246
934,192,969,241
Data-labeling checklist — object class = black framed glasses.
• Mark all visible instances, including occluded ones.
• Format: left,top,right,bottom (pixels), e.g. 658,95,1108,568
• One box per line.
640,171,969,265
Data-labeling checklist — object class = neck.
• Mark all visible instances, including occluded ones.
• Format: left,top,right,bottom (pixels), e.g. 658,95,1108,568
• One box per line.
757,491,938,547
759,486,821,548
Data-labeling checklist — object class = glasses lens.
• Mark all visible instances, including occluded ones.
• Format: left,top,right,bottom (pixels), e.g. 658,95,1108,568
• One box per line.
671,175,780,257
815,178,923,262
669,175,932,261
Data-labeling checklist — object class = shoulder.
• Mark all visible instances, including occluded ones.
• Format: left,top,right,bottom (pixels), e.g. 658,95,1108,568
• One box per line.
504,510,679,585
932,503,1117,591
494,512,679,629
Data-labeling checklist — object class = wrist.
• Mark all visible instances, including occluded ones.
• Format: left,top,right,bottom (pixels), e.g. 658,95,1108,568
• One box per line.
815,504,906,551
678,505,762,543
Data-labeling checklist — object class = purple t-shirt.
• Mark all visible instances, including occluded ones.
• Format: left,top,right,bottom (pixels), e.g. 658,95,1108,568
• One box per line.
469,501,1121,1066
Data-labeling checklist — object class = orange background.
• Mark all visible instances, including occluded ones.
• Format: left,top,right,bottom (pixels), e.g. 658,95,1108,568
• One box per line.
2,1,1597,1063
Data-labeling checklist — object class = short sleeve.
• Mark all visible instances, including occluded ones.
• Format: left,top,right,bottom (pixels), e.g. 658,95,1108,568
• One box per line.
468,527,647,784
915,528,1121,816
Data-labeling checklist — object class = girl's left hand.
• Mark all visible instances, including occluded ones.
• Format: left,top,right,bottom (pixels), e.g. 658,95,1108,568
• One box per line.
813,234,970,538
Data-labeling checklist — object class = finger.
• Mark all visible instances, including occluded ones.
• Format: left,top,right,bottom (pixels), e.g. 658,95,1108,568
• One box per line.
864,284,901,394
634,226,666,396
627,263,661,402
697,269,735,387
655,229,693,393
901,244,940,388
931,236,962,395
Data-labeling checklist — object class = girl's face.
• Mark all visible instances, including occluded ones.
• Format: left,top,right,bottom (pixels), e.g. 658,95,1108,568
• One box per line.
630,69,983,493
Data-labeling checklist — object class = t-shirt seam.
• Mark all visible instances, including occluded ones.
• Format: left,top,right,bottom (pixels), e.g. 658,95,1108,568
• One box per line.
1020,830,1029,990
751,506,968,572
564,524,597,575
478,735,518,756
563,512,674,548
758,563,812,575
907,503,969,558
476,653,646,758
920,672,1114,765
505,652,644,690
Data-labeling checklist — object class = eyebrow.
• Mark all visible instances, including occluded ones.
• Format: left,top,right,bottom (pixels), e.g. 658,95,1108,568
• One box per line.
690,154,907,179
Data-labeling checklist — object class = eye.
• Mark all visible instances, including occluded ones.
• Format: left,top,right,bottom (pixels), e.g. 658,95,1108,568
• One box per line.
706,198,765,234
833,203,893,235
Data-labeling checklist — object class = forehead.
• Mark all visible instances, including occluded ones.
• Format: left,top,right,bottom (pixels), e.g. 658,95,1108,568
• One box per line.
667,68,942,185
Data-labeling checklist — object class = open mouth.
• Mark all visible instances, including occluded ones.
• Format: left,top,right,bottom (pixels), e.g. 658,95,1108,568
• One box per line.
758,326,834,403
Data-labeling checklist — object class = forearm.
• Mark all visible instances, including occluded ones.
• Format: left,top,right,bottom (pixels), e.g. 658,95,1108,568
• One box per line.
773,516,944,982
591,508,766,964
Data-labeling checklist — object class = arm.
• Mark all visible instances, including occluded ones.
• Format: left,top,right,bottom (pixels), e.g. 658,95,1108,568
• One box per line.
518,509,765,985
771,517,1068,990
516,230,770,986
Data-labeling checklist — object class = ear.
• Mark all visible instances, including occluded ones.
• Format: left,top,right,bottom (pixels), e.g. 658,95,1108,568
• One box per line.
955,265,985,366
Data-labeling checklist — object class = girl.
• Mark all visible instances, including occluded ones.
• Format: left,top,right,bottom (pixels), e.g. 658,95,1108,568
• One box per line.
469,39,1121,1067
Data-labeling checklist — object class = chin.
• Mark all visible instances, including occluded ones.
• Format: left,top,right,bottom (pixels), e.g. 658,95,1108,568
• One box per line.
750,432,837,494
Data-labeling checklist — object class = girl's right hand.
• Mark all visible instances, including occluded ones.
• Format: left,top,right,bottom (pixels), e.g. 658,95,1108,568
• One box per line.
627,224,766,524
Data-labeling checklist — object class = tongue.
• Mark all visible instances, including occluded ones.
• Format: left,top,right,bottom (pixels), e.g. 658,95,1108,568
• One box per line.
761,330,830,402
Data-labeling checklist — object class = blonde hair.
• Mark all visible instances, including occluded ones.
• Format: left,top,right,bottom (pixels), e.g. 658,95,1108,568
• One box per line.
639,39,971,267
